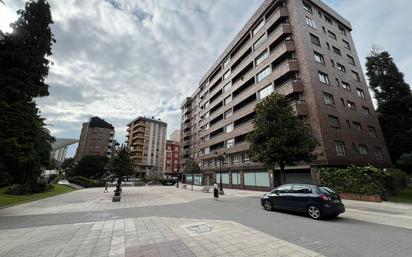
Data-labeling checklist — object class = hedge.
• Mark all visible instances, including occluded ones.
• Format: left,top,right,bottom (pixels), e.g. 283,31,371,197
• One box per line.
315,166,410,196
68,176,104,188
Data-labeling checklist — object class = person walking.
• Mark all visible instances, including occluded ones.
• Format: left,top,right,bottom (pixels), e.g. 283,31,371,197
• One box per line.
104,180,108,193
213,181,219,200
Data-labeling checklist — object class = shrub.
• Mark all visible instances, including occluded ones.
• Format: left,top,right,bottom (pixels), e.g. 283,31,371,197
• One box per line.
316,166,386,195
6,184,27,195
29,178,50,193
384,169,410,195
68,176,96,188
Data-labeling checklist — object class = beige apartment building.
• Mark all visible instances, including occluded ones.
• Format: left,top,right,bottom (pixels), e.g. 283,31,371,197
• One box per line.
180,0,391,190
126,116,167,177
75,116,115,161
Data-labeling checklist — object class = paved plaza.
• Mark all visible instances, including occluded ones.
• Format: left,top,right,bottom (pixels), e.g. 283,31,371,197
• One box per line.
0,186,411,257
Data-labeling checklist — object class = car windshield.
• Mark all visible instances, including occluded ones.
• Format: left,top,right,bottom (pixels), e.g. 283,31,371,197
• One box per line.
319,186,336,194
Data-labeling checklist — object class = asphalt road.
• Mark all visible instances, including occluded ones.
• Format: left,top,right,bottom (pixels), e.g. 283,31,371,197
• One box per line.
1,191,411,257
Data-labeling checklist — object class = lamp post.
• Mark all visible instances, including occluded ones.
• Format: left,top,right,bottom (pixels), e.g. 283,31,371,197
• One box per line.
214,151,225,195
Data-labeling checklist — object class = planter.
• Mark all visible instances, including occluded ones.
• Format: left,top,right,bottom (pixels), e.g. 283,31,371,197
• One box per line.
340,193,382,202
112,195,121,202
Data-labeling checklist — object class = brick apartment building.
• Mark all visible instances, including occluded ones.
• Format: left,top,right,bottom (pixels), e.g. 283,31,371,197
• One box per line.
180,0,391,189
164,140,180,177
75,116,115,161
126,116,167,177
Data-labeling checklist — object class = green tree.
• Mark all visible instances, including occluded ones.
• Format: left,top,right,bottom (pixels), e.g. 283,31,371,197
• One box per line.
397,152,412,174
183,158,200,190
247,93,318,185
109,147,134,195
74,155,108,179
0,0,55,191
366,49,412,162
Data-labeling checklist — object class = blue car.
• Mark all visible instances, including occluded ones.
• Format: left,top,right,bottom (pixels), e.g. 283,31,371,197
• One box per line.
260,183,345,219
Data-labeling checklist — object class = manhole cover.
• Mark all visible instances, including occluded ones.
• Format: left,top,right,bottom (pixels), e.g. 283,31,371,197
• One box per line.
188,224,212,234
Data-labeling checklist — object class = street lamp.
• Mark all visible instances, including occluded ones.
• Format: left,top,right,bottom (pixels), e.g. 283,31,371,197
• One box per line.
214,151,225,195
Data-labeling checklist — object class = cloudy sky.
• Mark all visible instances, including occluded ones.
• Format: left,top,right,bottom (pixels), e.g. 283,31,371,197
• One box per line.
1,0,411,156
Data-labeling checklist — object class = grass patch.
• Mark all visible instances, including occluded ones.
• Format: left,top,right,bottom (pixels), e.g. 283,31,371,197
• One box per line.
387,186,412,204
0,184,76,208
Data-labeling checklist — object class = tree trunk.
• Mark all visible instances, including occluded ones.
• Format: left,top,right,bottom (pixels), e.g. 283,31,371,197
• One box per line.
191,172,194,191
279,162,286,185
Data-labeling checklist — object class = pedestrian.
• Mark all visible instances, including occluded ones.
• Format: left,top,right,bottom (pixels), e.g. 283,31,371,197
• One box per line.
104,180,108,193
213,181,219,200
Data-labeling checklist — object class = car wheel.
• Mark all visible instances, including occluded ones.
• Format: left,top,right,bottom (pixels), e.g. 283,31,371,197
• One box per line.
307,205,322,220
263,200,272,211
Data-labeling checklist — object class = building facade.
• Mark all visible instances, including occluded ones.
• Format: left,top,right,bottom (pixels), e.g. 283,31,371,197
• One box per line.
169,129,181,142
180,0,391,190
75,116,115,161
126,116,167,177
164,140,180,177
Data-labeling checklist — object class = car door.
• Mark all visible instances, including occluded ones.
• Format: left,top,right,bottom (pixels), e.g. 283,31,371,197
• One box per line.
289,184,312,212
269,184,293,209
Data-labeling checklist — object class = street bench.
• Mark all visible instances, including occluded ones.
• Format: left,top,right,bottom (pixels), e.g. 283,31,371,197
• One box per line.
201,186,211,193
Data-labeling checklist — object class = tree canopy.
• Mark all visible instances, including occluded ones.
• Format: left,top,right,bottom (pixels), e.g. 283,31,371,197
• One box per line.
365,49,412,162
74,155,108,179
0,0,55,191
248,93,318,184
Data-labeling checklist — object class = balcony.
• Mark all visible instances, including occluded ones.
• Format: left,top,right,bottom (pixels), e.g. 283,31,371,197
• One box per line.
182,149,191,156
276,79,303,96
291,100,308,116
182,140,191,147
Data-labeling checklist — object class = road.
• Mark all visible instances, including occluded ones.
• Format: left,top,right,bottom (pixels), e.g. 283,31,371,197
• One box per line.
0,186,411,257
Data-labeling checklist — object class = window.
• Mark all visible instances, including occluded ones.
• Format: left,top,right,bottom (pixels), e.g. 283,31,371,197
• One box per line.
232,155,240,164
353,121,362,131
223,70,231,80
253,34,267,50
245,171,269,187
328,30,337,40
326,42,330,50
306,16,316,29
346,119,351,128
303,1,312,13
335,78,340,87
256,50,269,66
292,185,312,193
347,55,355,65
328,115,341,130
314,51,325,64
310,33,321,47
226,138,235,148
319,71,330,85
223,82,231,92
224,109,233,118
337,63,346,72
335,141,346,156
323,92,335,105
223,57,230,68
232,172,241,184
257,66,271,82
204,112,210,119
359,145,368,155
342,81,351,91
330,59,335,67
243,153,250,163
332,46,341,56
342,39,351,50
368,126,377,137
204,147,210,154
253,19,265,36
274,184,293,193
224,95,232,105
357,88,365,99
338,26,346,36
352,71,360,81
362,106,371,117
347,101,356,110
258,84,274,99
225,123,234,133
325,16,333,25
374,147,384,160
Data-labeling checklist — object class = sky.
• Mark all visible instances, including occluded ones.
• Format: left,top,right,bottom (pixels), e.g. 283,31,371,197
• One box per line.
1,0,411,157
